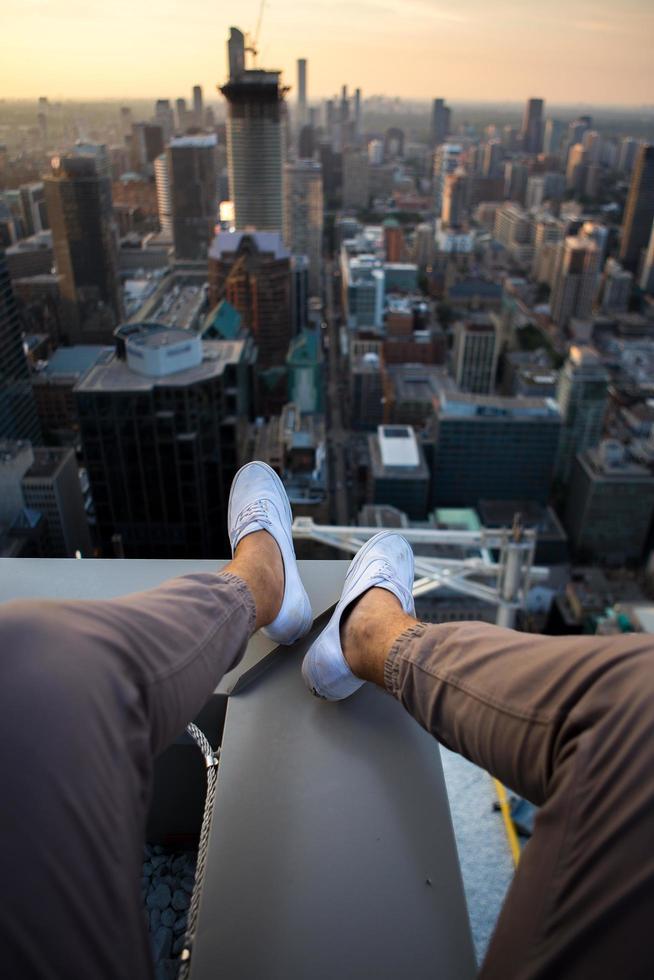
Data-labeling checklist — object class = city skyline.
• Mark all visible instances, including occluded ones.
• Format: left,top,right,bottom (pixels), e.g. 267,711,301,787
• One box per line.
2,0,653,104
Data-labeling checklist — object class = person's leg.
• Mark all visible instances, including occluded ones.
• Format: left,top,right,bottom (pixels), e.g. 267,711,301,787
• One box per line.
0,530,283,980
342,587,654,979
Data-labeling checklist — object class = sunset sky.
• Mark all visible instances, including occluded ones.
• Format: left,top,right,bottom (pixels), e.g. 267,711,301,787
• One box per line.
3,0,653,104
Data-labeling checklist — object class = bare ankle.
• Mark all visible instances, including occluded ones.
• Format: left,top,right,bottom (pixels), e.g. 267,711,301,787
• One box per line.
341,588,415,687
228,530,284,630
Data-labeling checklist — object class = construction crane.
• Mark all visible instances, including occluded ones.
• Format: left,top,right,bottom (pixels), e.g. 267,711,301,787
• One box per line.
245,0,266,67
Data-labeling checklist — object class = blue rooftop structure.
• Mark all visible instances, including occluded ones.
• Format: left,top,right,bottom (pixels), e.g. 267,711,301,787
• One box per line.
201,299,243,341
40,345,109,378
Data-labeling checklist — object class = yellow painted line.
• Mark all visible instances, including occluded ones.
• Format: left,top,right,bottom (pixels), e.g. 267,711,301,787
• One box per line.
493,778,521,867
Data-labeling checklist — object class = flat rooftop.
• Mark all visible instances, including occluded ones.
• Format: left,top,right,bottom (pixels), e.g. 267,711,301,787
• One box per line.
378,425,420,467
75,340,247,393
438,392,561,421
34,345,110,380
127,272,207,330
23,447,70,481
209,231,290,262
169,135,217,148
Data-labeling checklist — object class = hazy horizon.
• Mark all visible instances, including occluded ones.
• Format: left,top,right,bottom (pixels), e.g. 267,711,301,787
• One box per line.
3,0,653,104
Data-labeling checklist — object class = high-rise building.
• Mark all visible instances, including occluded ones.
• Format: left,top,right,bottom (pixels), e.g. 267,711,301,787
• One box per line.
297,59,307,130
383,218,404,263
367,425,429,520
413,223,435,269
176,98,189,132
481,139,503,179
543,118,565,157
555,345,608,485
283,160,323,294
0,440,34,523
531,216,566,281
221,69,285,230
227,27,245,80
208,230,292,367
441,171,467,228
452,316,499,394
619,144,654,272
522,98,544,154
154,99,175,141
550,237,601,328
44,155,123,344
342,147,369,209
640,219,654,293
503,161,529,205
566,143,586,191
129,122,164,175
433,142,461,216
343,255,385,329
76,324,254,558
154,153,173,240
192,85,204,128
354,88,362,141
564,441,654,563
582,130,602,165
21,446,92,557
618,137,639,176
168,135,218,260
19,183,48,236
0,252,41,442
598,258,633,314
430,99,451,148
566,116,592,154
430,391,561,506
221,29,285,232
120,106,133,138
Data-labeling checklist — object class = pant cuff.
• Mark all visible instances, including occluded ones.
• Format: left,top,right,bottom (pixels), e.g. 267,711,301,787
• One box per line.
217,571,257,636
384,622,430,695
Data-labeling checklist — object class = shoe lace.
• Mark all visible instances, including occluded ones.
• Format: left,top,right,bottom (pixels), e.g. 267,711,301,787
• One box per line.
378,559,395,581
376,557,411,606
233,499,272,542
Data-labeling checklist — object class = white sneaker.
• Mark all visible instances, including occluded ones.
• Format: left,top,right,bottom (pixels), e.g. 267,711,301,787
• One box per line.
228,461,313,645
301,531,415,701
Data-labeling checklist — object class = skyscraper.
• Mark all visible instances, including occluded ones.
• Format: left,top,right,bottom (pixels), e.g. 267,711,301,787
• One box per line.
176,98,188,132
441,171,468,228
21,447,92,557
283,160,323,294
154,153,173,239
433,142,461,216
430,99,451,148
640,219,654,293
44,155,123,344
481,139,503,178
0,250,41,442
168,135,218,260
522,98,544,155
297,59,307,129
129,122,164,175
208,231,292,368
193,85,204,128
452,317,499,394
619,144,654,272
154,99,175,141
342,147,369,209
555,346,608,485
220,29,286,232
354,88,362,141
543,118,565,157
551,237,601,328
76,324,254,558
598,258,633,313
